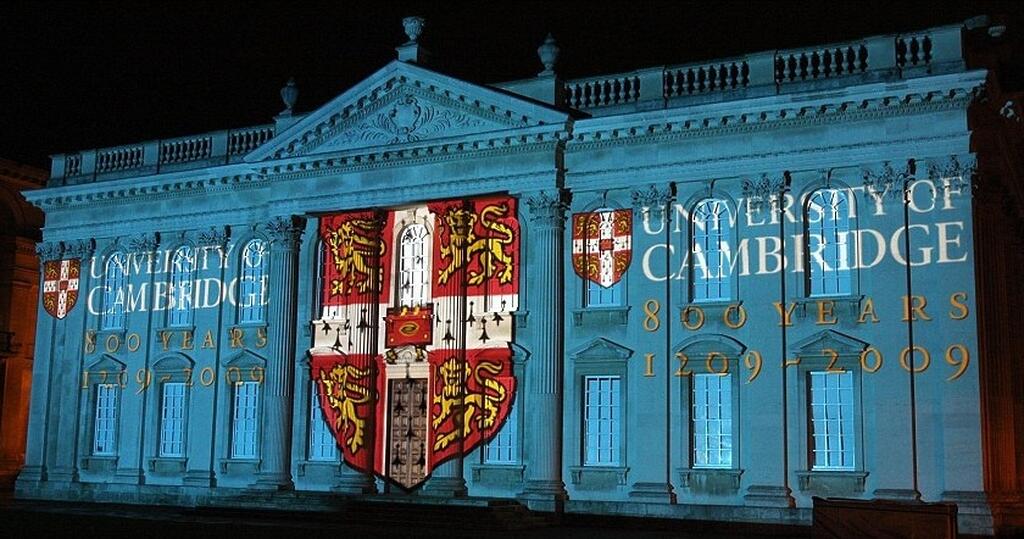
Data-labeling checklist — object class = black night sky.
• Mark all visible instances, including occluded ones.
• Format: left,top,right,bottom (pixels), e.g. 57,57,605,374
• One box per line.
2,1,1022,169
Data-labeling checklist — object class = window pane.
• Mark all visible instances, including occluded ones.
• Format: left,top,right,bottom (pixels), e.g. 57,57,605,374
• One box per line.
807,189,852,297
239,240,267,323
159,382,187,457
398,224,431,307
308,380,338,461
168,246,195,328
231,381,260,458
93,383,119,456
693,373,733,468
583,376,621,466
692,199,732,302
485,392,519,464
809,371,855,470
102,253,127,330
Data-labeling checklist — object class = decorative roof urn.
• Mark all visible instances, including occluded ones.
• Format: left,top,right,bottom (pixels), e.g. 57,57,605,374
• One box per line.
403,16,425,44
280,77,298,116
537,33,559,76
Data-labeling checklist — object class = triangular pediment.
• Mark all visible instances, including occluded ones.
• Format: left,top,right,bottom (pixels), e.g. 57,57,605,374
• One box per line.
570,337,633,362
791,329,868,357
247,61,570,161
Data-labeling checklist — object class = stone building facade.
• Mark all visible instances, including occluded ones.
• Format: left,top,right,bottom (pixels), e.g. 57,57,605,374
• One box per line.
0,159,45,486
15,16,1024,536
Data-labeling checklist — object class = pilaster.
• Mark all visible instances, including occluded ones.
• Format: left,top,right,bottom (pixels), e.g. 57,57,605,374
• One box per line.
518,189,569,508
252,216,303,489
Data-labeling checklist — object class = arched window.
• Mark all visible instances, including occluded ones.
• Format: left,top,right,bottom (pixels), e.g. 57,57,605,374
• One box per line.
239,239,268,324
101,252,127,330
168,246,195,327
398,224,430,307
691,199,732,302
806,189,852,296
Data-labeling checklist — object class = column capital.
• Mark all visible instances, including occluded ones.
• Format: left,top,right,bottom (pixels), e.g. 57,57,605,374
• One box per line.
63,238,96,259
741,173,790,212
926,154,976,194
197,225,231,248
630,183,674,209
263,215,305,248
127,232,160,253
862,161,913,201
35,241,63,262
523,189,569,227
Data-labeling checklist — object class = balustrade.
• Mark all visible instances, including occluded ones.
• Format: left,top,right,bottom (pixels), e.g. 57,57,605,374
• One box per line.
774,44,868,84
665,60,749,97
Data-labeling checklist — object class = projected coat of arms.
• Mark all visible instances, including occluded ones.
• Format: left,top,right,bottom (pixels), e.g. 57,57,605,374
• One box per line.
42,258,81,319
309,196,519,489
571,209,633,287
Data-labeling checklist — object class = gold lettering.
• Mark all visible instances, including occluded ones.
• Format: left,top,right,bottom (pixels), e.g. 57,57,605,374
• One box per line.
249,366,265,384
160,331,172,351
181,330,194,350
902,295,933,322
126,332,141,352
823,348,844,372
773,302,797,327
202,329,216,349
81,370,90,389
229,328,244,348
183,367,193,387
199,366,215,386
674,351,692,377
857,297,880,324
642,300,661,332
226,366,242,385
84,331,96,354
816,300,838,325
255,327,268,348
681,306,705,330
899,345,931,373
944,344,970,381
860,347,883,373
949,292,969,320
644,353,655,377
135,368,151,394
104,334,120,353
743,351,762,383
723,304,747,329
706,352,729,375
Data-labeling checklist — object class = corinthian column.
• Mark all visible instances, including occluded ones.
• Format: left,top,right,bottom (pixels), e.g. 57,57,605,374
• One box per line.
519,189,569,508
254,215,304,490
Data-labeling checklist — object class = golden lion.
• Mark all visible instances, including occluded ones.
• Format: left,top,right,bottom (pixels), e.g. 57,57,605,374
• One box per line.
437,204,515,286
319,363,371,454
326,219,385,295
431,357,508,451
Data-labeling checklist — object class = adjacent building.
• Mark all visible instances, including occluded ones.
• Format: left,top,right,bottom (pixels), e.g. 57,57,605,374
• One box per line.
15,16,1024,536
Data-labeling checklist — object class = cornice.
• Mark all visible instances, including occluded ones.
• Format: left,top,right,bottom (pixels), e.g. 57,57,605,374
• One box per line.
567,89,976,153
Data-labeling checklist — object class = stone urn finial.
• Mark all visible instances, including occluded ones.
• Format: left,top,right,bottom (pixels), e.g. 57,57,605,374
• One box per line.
537,33,559,76
280,77,298,115
403,16,425,44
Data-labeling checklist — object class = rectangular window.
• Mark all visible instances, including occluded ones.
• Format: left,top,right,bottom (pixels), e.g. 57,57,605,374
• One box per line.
308,381,338,461
159,382,187,457
583,375,621,466
809,371,855,470
692,373,732,468
93,383,119,456
484,394,519,464
587,280,622,307
231,381,260,459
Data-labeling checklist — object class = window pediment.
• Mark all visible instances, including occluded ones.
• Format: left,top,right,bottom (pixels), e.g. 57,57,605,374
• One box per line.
570,337,633,363
791,329,868,357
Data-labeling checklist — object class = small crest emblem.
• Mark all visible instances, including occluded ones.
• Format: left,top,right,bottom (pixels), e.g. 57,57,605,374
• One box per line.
42,258,81,319
571,209,633,288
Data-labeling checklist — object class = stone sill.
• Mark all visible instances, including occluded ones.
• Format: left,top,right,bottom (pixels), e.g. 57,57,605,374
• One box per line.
296,459,341,477
678,467,744,494
569,465,629,488
797,469,868,495
572,306,629,327
148,456,187,474
470,463,525,485
219,458,261,475
80,455,118,473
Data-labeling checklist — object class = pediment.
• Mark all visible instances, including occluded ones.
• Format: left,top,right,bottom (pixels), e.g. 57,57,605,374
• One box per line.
673,334,747,357
791,329,868,357
247,61,569,161
570,337,633,362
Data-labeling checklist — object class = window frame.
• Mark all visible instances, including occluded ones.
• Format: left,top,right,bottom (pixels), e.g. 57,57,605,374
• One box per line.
396,222,431,308
230,380,261,459
806,370,856,471
92,383,120,456
158,381,188,458
582,375,623,467
804,187,856,298
100,251,128,331
237,238,269,325
484,392,520,465
167,244,197,328
689,197,735,303
308,379,339,462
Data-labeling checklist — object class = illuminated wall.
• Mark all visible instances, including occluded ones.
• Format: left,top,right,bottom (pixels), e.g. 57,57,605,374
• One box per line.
15,18,1024,536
